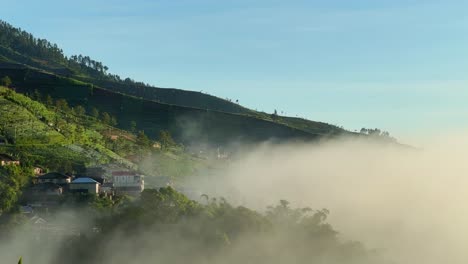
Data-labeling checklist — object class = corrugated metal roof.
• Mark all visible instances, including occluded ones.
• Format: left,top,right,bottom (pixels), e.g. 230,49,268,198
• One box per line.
71,177,99,184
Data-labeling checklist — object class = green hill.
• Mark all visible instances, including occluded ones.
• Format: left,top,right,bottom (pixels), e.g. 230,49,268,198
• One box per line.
0,86,137,171
0,19,351,144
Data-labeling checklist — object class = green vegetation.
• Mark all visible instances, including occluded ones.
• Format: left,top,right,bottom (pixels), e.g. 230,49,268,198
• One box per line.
0,187,389,264
0,86,134,172
0,19,354,145
0,165,32,214
0,85,213,184
360,128,396,142
0,76,11,87
54,187,385,264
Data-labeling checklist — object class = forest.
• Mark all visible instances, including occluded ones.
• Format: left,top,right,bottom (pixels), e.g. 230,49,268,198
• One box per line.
0,186,389,264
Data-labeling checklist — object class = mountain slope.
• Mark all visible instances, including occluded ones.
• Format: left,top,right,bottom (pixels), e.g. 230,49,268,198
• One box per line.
0,20,351,143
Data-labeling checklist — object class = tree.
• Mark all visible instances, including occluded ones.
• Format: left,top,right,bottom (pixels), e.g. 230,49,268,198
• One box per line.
110,116,118,127
91,107,99,119
55,98,70,112
1,76,12,87
130,121,137,133
159,130,175,149
74,105,86,116
271,109,278,120
136,130,151,147
101,112,111,125
0,165,32,214
32,89,41,101
45,95,53,106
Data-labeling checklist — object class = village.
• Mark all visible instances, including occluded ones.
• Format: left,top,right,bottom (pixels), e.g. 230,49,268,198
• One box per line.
0,153,149,210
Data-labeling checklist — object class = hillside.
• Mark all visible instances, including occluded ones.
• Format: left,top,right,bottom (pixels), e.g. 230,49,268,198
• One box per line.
0,66,337,145
0,86,138,171
0,20,349,143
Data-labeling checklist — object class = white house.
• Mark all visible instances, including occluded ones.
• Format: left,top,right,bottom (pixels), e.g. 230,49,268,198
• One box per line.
112,171,144,195
70,177,100,194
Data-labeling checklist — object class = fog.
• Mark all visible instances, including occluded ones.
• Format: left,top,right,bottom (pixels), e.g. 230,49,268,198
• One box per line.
2,134,468,263
186,134,468,264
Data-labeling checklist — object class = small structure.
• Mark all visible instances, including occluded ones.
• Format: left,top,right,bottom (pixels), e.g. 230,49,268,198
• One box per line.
33,166,45,176
100,182,114,195
20,205,34,214
0,153,20,166
112,171,144,195
152,142,161,149
30,182,63,196
35,172,72,185
70,177,100,194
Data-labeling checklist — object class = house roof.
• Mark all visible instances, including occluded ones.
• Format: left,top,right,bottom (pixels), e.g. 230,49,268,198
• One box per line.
0,153,16,161
38,172,71,179
71,177,99,184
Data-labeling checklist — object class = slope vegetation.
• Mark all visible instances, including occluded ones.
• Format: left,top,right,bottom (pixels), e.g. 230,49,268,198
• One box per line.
0,19,350,143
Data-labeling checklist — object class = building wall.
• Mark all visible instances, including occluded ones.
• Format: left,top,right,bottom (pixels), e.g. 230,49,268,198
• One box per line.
70,183,99,194
113,175,144,195
37,178,71,185
113,175,144,188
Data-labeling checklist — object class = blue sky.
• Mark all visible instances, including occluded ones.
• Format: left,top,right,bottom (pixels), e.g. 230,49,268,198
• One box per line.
4,0,468,143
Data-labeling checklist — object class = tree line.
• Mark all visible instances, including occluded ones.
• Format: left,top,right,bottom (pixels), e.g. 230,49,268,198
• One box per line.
0,20,151,87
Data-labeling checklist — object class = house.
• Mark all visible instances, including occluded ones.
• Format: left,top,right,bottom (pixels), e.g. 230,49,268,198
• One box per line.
30,182,63,196
20,205,34,214
112,171,144,195
35,172,72,185
70,177,101,194
33,166,45,176
74,174,104,184
0,153,20,166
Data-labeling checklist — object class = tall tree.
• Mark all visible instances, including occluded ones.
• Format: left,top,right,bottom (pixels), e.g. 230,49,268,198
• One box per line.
137,130,151,147
159,130,176,149
45,95,53,106
74,105,86,116
55,99,70,112
91,107,99,119
101,112,111,125
130,121,137,133
0,76,12,87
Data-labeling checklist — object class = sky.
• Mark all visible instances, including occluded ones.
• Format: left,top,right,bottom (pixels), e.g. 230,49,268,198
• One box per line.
3,0,468,144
